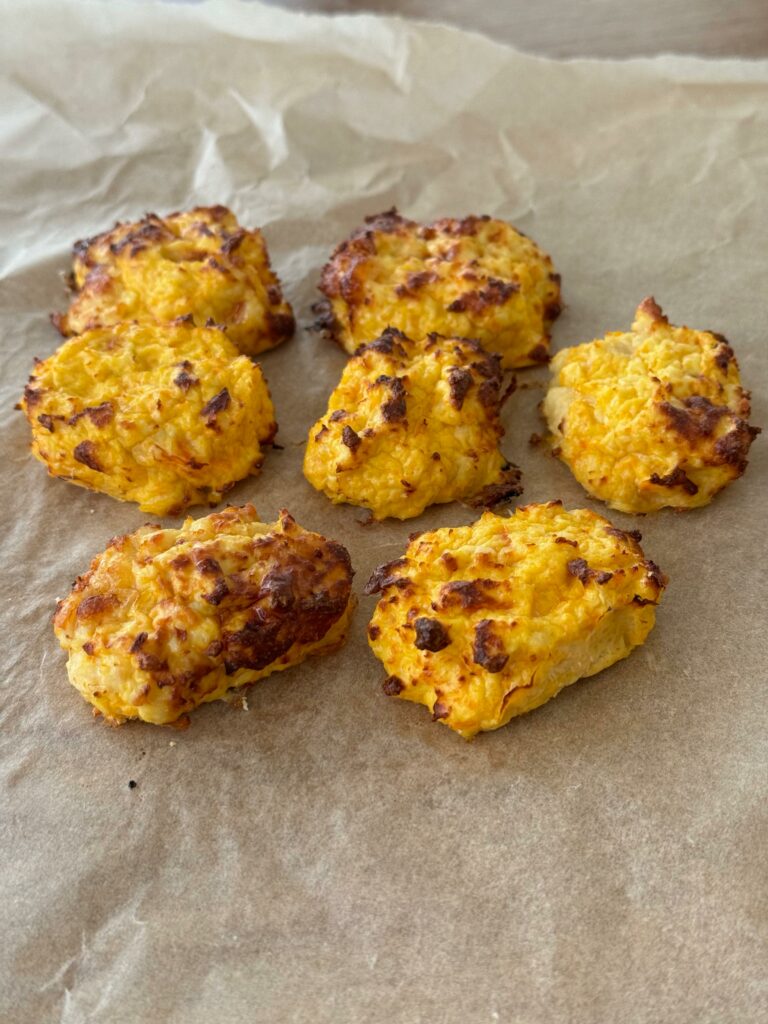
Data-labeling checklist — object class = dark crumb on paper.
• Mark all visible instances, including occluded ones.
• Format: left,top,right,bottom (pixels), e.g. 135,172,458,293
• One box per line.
128,780,137,789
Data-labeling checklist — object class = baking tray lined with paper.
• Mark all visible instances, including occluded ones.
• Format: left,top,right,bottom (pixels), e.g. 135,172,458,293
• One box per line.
1,2,766,1022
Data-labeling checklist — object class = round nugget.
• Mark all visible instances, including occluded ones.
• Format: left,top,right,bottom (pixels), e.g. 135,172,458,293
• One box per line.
542,299,760,513
365,501,666,739
303,327,522,520
316,209,561,369
53,505,355,726
53,205,294,357
21,321,277,515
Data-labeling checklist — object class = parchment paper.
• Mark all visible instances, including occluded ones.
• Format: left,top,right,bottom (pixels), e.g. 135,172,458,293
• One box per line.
1,2,767,1021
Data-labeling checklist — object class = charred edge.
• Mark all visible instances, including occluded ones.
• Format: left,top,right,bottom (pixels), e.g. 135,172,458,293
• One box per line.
129,632,148,654
76,593,115,620
434,214,492,237
174,360,199,391
713,339,736,373
649,467,698,496
219,556,352,674
432,700,450,721
195,557,222,575
379,376,407,422
68,402,113,427
439,579,493,610
220,230,246,256
382,675,404,696
447,277,519,314
73,441,103,472
363,207,409,234
527,343,549,364
364,557,408,595
203,578,230,605
448,367,473,409
713,422,761,470
37,414,55,433
258,569,298,611
50,312,67,335
413,617,451,652
367,625,381,641
468,464,523,508
395,270,439,297
310,298,338,337
329,409,347,423
341,425,361,450
201,388,230,425
137,652,168,673
23,384,42,407
359,327,409,357
606,526,643,543
266,311,296,341
659,395,729,440
472,619,508,673
567,558,613,585
643,559,668,589
555,536,578,547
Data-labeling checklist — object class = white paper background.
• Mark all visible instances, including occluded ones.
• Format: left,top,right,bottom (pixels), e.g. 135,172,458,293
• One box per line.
1,2,767,1021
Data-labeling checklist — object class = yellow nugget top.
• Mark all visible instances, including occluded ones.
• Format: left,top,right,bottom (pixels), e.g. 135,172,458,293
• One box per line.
303,328,521,520
366,502,666,739
21,320,277,515
543,298,759,512
316,209,561,369
54,205,294,357
54,505,355,726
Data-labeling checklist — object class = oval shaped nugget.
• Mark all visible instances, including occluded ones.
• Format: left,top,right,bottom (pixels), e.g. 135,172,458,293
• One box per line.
316,209,561,369
366,501,667,738
21,320,277,515
53,505,355,725
303,327,522,520
542,298,760,513
54,205,294,357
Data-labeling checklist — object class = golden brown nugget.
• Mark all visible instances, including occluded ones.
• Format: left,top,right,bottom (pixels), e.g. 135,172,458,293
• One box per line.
366,502,666,739
21,321,277,516
54,205,294,356
303,327,521,520
53,505,355,726
543,298,760,513
316,209,561,369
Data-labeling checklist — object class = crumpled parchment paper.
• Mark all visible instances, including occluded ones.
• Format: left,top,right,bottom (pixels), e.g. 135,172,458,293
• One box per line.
1,2,766,1022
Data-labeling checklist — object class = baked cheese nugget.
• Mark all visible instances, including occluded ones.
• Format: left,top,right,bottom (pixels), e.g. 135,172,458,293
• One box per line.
53,505,354,726
21,321,277,516
303,328,522,520
54,205,294,356
543,299,760,513
316,209,561,368
366,502,666,738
